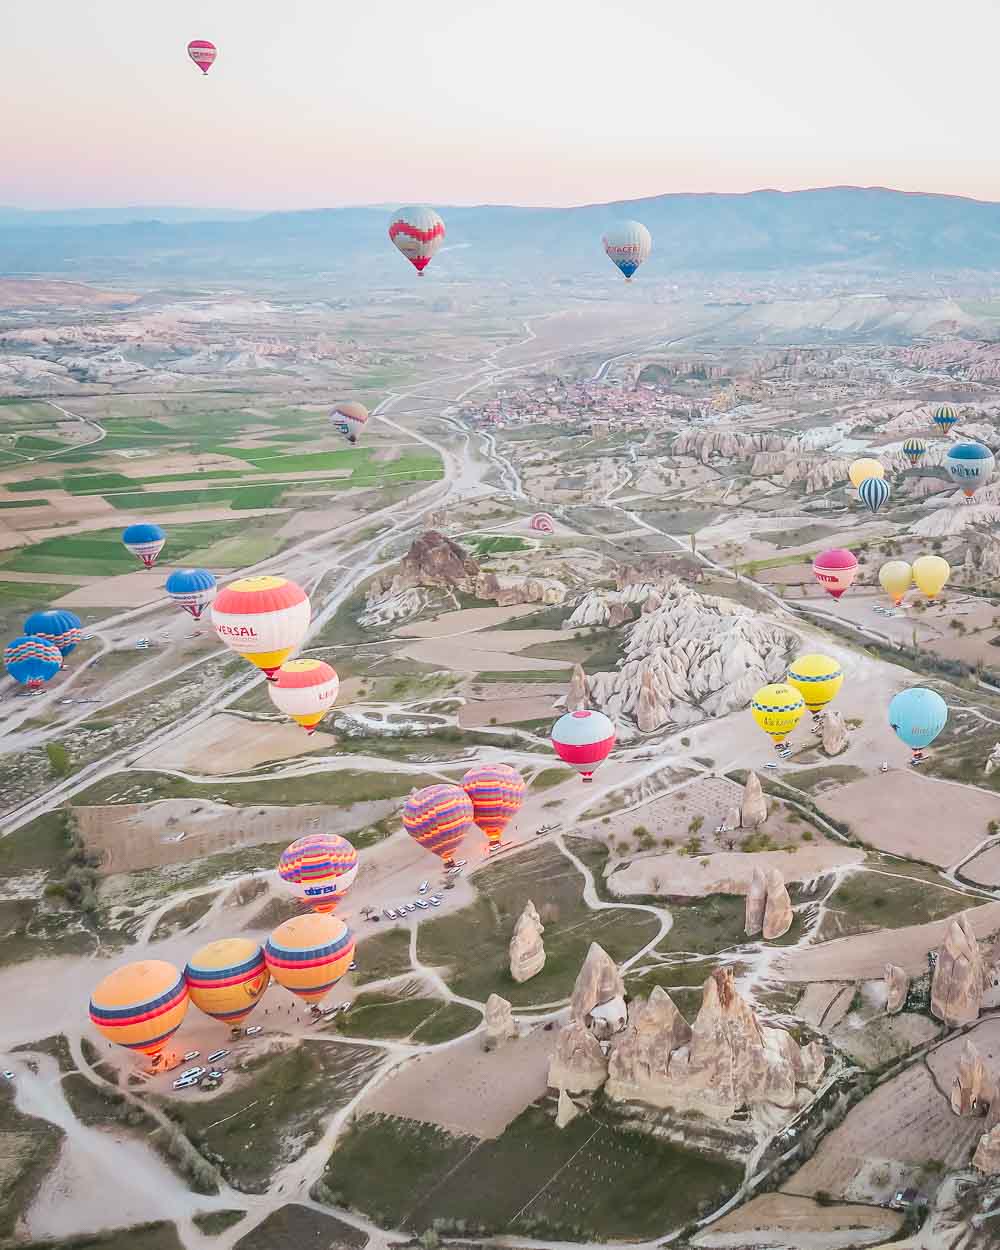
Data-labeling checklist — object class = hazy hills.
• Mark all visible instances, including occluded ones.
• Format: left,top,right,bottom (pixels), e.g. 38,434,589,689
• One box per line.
6,187,1000,285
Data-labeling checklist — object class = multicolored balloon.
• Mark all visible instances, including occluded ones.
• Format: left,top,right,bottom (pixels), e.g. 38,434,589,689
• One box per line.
269,658,339,734
4,635,62,690
184,940,269,1025
812,549,858,600
785,654,844,714
912,555,950,600
330,401,370,445
187,40,217,74
751,682,805,746
211,576,311,680
388,206,445,275
602,221,652,281
23,608,82,659
402,784,472,865
848,458,884,489
889,687,948,756
933,404,959,432
122,523,166,569
879,560,913,606
278,833,358,913
264,914,355,1004
858,476,890,515
944,442,995,498
902,437,927,467
89,960,189,1057
165,568,217,620
551,709,616,782
461,763,526,849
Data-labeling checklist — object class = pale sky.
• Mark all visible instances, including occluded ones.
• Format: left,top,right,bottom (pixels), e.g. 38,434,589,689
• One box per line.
6,0,1000,209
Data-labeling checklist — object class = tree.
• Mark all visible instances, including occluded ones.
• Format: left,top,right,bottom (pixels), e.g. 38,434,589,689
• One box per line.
46,741,71,778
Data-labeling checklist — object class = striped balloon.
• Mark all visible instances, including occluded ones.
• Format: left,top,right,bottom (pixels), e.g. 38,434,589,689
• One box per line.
402,784,472,865
278,833,359,912
388,206,445,275
122,523,166,569
902,437,927,467
265,914,355,1004
551,709,616,782
462,764,526,848
89,960,189,1056
165,569,217,620
187,40,217,74
184,939,269,1025
530,512,555,534
933,404,959,431
858,476,890,515
23,609,82,659
4,635,62,690
331,401,369,445
211,576,311,680
269,658,339,734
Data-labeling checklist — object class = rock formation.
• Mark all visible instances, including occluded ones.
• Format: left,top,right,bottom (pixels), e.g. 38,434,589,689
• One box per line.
475,571,566,608
725,805,741,834
570,943,627,1038
606,988,692,1102
741,771,768,828
555,1086,580,1128
547,1020,608,1093
973,1124,1000,1174
563,583,653,631
745,867,768,937
378,530,480,596
950,1040,995,1116
566,663,589,712
985,743,1000,778
509,902,545,983
884,963,909,1014
674,429,785,462
636,666,671,733
931,912,985,1027
821,710,848,757
762,868,794,940
484,994,518,1049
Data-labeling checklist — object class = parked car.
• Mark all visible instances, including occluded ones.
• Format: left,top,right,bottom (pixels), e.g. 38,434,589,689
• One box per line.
172,1076,199,1090
384,908,397,920
245,1026,263,1037
428,895,442,906
348,961,358,972
2,1071,14,1081
418,881,429,894
453,859,467,868
414,899,429,910
183,1051,200,1062
206,1050,228,1063
179,1067,205,1080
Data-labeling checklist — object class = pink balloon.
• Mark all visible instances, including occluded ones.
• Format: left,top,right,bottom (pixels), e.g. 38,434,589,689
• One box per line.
187,40,217,74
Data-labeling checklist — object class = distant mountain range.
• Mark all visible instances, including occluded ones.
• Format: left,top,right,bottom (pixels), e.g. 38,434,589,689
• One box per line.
5,187,1000,285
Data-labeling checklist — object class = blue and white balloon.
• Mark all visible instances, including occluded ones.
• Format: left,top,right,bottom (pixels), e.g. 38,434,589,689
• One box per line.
165,568,217,620
858,476,890,515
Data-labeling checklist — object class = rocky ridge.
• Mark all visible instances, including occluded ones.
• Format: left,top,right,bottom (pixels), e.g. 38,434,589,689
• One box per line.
931,912,986,1027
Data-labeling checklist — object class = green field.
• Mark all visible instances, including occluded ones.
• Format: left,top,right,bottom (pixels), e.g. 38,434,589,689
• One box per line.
462,534,530,556
353,927,412,985
0,579,83,640
332,987,480,1042
0,1082,64,1239
233,1205,365,1250
816,868,980,941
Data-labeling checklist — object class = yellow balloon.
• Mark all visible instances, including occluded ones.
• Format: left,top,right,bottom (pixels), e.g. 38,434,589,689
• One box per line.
849,458,885,489
786,654,844,713
912,555,950,600
751,682,805,744
878,560,913,606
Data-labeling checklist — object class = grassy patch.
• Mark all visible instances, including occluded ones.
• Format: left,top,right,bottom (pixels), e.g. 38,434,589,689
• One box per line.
353,928,412,986
461,535,529,556
61,1073,155,1130
0,580,82,643
816,869,980,940
333,990,444,1040
531,767,574,790
233,1204,366,1250
150,892,218,940
787,764,866,794
191,1210,246,1236
409,1001,482,1043
20,1223,186,1250
0,1081,64,1240
474,669,572,683
11,1034,76,1073
655,894,752,955
417,843,659,1006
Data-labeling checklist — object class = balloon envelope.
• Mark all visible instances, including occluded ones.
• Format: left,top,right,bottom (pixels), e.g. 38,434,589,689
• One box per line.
551,709,616,781
902,438,927,467
278,833,358,912
944,442,995,497
184,940,269,1024
89,960,189,1056
602,221,652,280
878,560,913,605
812,549,858,599
889,688,948,750
211,576,310,679
402,784,472,863
331,401,369,445
933,404,959,430
188,40,217,73
4,635,62,689
265,914,355,1004
23,608,82,657
786,654,843,713
529,512,555,534
858,476,890,514
461,763,526,846
848,458,884,489
751,683,805,744
388,206,445,274
912,555,950,599
269,658,339,733
165,568,217,620
122,523,166,569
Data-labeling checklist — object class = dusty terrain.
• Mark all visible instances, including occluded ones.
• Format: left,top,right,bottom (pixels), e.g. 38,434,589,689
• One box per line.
137,714,335,774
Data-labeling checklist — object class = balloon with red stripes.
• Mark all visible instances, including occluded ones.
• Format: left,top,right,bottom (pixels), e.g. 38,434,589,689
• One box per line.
388,206,445,275
462,763,526,849
551,709,616,782
402,783,471,866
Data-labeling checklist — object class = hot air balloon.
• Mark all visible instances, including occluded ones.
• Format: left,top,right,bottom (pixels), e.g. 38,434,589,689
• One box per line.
388,206,445,275
902,437,927,467
812,549,858,600
264,913,355,1004
848,458,884,489
211,576,310,680
187,40,217,74
23,608,82,660
944,442,995,499
602,221,652,281
122,523,166,569
878,560,913,606
184,940,269,1026
331,401,370,445
165,568,217,620
402,784,472,867
889,687,948,765
89,960,189,1058
751,682,805,754
4,635,62,691
551,709,616,782
529,512,555,534
278,833,359,912
912,555,950,600
858,476,890,515
269,659,339,734
933,404,959,432
786,654,843,721
461,763,526,850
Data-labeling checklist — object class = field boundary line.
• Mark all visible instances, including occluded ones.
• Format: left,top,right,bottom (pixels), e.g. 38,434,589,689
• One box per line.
204,1098,259,1131
506,1121,603,1226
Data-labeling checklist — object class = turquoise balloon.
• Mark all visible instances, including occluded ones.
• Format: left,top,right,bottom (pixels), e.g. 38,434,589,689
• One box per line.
888,688,948,750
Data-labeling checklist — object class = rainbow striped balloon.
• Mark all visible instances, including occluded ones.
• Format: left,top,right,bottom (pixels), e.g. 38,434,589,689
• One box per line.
462,763,526,848
184,939,270,1025
4,635,63,690
278,833,358,912
265,914,355,1004
402,783,472,865
89,960,189,1056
